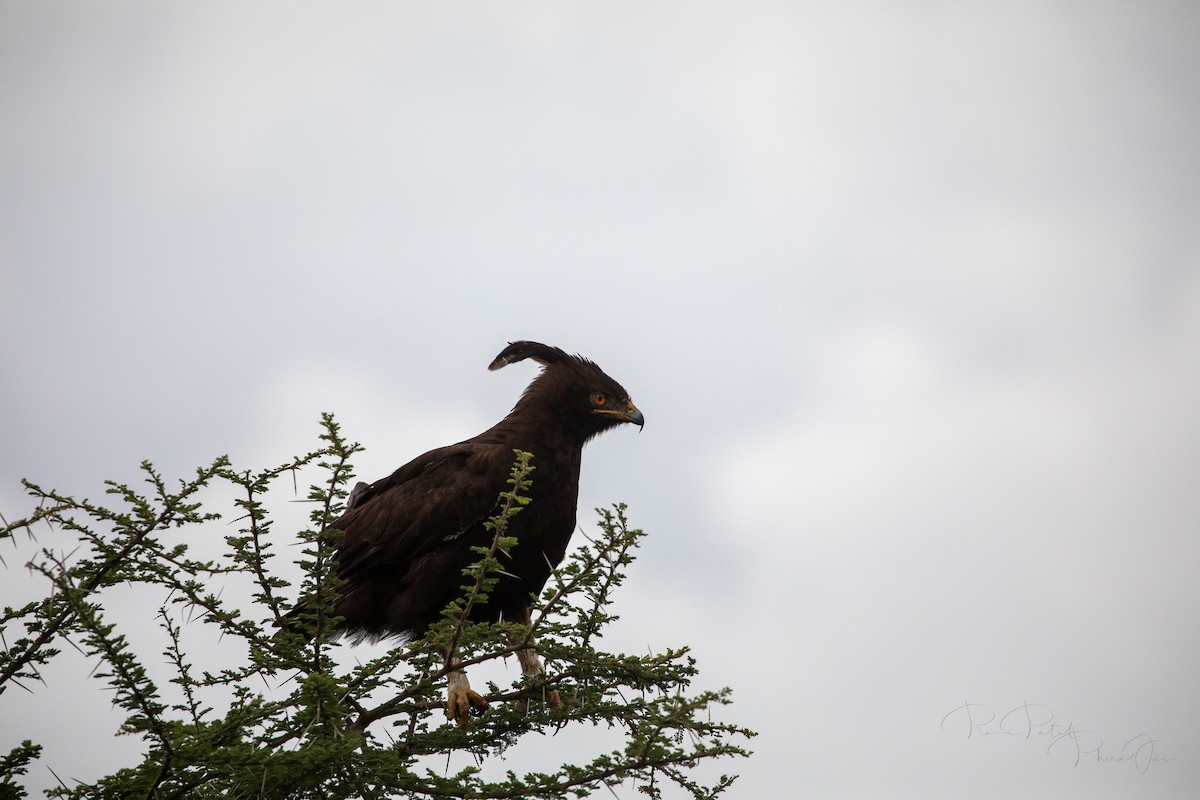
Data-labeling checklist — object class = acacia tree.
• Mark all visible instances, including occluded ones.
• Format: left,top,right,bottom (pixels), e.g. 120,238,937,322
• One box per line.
0,414,752,799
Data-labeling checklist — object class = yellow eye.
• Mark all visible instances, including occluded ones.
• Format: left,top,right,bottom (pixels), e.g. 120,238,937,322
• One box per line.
593,393,607,407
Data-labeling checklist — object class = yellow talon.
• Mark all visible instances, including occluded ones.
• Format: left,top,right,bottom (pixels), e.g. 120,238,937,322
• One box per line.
515,686,565,715
446,686,489,728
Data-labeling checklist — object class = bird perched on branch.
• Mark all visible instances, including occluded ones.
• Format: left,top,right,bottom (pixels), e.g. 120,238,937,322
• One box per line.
315,341,643,725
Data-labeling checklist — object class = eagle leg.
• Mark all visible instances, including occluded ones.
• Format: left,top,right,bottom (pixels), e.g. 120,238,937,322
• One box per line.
445,658,489,728
513,614,563,714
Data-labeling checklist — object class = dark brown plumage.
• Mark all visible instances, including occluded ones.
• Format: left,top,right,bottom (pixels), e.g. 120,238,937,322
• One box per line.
328,340,643,647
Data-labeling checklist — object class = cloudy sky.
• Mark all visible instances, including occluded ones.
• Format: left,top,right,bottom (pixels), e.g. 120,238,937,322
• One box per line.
2,2,1198,797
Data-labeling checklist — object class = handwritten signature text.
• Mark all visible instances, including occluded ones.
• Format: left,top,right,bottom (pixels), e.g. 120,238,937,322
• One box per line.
941,701,1173,774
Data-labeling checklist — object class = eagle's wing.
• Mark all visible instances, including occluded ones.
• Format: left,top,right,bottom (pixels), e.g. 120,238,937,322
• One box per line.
330,440,510,586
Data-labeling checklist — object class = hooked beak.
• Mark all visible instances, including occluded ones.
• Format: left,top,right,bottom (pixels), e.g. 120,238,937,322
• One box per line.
621,402,645,429
595,401,644,429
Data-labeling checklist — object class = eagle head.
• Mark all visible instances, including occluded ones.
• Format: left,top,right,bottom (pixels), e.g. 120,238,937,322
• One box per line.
489,341,643,441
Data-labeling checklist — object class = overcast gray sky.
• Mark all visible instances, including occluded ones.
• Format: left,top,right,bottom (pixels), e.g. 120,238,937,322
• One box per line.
2,2,1199,797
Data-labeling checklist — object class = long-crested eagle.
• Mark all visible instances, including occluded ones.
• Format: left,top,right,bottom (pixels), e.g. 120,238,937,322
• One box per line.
311,341,642,726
